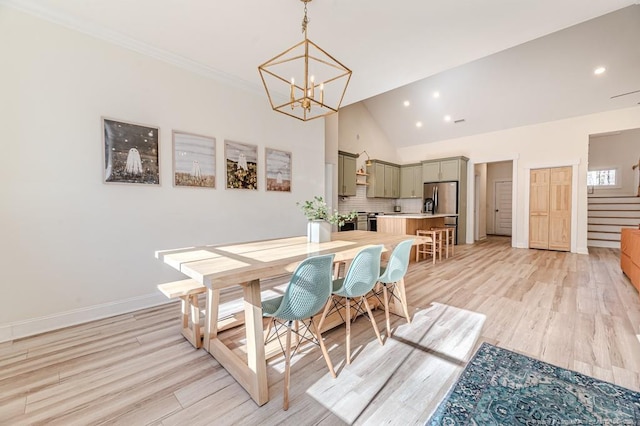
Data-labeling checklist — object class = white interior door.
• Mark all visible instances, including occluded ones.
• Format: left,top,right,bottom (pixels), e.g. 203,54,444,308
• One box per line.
494,180,512,236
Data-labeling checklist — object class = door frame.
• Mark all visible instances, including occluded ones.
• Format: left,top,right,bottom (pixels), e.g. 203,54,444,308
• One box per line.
468,156,518,247
474,173,480,241
523,161,580,253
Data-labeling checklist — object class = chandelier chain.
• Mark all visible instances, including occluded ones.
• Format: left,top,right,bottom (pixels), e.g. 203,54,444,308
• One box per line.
302,1,309,34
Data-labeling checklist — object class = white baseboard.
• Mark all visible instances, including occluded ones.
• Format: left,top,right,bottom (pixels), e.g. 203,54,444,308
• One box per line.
0,293,169,343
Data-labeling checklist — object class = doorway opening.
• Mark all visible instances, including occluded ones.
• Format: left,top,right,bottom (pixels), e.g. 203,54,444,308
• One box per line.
474,161,513,244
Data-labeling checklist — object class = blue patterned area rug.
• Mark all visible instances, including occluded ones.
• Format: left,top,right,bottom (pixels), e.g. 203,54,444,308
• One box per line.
427,342,640,425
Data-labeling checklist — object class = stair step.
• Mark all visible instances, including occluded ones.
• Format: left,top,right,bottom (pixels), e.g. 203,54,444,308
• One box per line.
587,210,640,218
588,204,640,211
588,224,630,233
587,239,620,249
587,232,621,241
588,217,640,226
588,196,640,204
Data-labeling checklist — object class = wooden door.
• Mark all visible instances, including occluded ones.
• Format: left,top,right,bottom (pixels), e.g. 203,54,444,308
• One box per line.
529,168,550,249
548,167,572,251
494,180,512,236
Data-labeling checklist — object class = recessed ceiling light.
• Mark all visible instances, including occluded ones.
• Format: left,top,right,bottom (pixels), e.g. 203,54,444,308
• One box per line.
433,91,440,98
416,121,423,128
444,115,452,122
403,100,410,107
594,66,606,75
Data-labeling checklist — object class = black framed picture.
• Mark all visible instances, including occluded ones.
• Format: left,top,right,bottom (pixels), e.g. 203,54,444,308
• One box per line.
103,117,160,185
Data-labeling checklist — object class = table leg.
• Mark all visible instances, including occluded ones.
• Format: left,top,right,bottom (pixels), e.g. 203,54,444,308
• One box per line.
203,280,269,406
203,288,220,352
242,279,269,405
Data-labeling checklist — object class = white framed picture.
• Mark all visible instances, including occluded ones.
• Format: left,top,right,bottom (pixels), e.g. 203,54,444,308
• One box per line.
265,148,291,192
173,131,216,188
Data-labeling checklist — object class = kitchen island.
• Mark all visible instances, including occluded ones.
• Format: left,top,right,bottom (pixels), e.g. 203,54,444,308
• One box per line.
377,213,455,235
378,214,457,261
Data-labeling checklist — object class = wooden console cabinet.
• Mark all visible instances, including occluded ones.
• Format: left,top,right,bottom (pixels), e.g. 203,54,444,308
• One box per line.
621,228,640,296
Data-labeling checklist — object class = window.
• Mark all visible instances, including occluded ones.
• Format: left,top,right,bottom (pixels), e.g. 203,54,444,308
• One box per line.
587,168,618,187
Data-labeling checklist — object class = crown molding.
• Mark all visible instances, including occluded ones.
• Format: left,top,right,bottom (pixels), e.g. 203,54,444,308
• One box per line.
0,0,264,95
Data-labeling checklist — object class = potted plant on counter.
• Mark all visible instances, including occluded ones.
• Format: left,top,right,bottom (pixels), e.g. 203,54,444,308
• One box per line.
297,196,357,243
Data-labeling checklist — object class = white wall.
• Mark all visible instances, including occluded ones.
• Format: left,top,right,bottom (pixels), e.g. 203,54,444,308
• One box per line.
589,128,640,197
486,161,513,234
0,8,325,341
397,106,640,253
338,102,400,169
337,102,401,213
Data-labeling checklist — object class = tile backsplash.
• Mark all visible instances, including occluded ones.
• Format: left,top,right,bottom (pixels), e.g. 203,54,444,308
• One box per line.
338,186,423,214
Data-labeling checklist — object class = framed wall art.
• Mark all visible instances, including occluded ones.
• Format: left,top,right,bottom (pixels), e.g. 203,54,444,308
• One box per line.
265,148,292,192
173,131,216,188
225,140,258,190
103,117,160,185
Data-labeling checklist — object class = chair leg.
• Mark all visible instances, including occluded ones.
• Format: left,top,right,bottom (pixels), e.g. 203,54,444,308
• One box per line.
451,230,455,256
432,241,436,265
444,231,449,259
310,317,336,378
362,297,383,346
396,278,411,324
283,323,292,411
264,317,275,344
382,285,391,336
345,297,352,364
317,297,333,332
293,320,299,348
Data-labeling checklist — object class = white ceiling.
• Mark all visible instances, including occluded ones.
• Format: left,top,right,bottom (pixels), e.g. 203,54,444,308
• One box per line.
5,0,640,145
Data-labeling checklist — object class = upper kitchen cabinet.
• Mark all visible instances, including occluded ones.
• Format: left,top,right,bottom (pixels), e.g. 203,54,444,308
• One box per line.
367,160,399,198
421,156,469,182
338,151,357,196
400,163,423,198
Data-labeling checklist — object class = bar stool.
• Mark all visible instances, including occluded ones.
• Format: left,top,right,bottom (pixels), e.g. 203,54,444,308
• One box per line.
431,226,455,258
416,229,442,264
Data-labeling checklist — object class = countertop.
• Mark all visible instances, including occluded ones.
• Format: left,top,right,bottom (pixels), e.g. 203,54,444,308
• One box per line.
379,213,458,219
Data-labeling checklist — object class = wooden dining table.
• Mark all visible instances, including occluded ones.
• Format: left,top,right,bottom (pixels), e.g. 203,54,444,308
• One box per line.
155,230,415,406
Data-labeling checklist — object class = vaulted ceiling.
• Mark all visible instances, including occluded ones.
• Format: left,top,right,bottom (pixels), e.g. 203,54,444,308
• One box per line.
6,0,639,145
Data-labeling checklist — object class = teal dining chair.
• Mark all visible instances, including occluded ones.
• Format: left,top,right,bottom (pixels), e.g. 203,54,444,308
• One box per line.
262,253,336,410
318,245,384,365
375,239,414,336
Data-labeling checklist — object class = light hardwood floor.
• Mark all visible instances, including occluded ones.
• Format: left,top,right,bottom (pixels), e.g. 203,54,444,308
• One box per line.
2,236,640,425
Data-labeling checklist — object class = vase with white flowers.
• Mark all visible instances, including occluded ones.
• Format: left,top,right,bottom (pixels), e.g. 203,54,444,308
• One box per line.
297,196,357,243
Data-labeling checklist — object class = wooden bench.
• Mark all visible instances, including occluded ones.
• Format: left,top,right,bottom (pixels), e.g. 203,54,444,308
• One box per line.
158,279,207,348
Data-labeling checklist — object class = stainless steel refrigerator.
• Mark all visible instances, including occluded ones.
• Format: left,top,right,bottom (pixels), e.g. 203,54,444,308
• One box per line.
423,181,459,243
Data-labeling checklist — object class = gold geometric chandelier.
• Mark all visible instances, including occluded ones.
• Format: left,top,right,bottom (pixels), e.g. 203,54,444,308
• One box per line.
258,0,352,122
